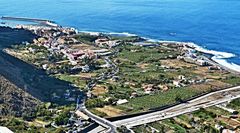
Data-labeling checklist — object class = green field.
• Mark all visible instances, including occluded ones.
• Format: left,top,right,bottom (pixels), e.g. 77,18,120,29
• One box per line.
117,87,201,113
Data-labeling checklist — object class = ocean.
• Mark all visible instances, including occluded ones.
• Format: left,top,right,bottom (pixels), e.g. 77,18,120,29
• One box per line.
0,0,240,71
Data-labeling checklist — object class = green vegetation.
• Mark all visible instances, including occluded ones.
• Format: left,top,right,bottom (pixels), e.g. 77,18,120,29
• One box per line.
224,76,240,85
4,26,240,133
119,87,201,113
89,109,107,117
55,110,71,126
193,108,216,120
88,44,239,113
118,44,179,63
55,74,87,88
228,98,240,110
133,106,230,133
111,36,143,42
85,98,110,108
117,126,131,133
0,117,57,133
74,33,98,44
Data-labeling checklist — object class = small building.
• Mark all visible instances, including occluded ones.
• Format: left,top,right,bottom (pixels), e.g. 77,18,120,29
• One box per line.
158,85,169,91
130,92,138,99
142,84,155,93
222,129,236,133
217,116,240,130
173,80,182,87
117,99,129,105
183,57,196,64
75,110,89,120
196,59,209,66
95,37,109,46
81,65,90,73
42,64,48,70
95,37,120,48
0,126,13,133
215,124,224,131
28,47,36,53
208,66,220,70
178,75,186,80
57,45,65,50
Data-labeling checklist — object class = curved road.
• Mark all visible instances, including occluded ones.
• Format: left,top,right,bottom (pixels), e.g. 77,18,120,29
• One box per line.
75,53,119,133
113,85,240,128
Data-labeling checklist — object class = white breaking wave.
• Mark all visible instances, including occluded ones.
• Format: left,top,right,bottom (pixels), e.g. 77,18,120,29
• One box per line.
182,42,240,73
78,30,100,36
143,37,160,42
78,31,137,37
212,56,240,72
185,42,235,58
104,32,137,37
158,41,240,72
183,42,240,73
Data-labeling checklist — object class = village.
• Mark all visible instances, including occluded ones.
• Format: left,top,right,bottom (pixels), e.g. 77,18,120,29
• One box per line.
4,24,240,132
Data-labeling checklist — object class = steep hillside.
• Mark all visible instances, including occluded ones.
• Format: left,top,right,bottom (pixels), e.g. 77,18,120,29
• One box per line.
0,26,40,116
0,75,39,116
0,26,80,117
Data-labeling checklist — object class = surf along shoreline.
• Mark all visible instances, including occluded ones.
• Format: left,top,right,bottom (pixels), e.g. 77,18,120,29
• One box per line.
79,30,240,75
1,16,239,74
1,18,239,103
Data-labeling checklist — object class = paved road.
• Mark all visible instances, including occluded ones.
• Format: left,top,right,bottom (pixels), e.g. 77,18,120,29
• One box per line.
74,54,119,133
79,104,116,133
113,86,240,128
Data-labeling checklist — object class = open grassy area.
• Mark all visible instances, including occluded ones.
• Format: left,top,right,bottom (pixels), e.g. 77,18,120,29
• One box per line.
55,74,88,89
118,44,179,63
223,76,240,85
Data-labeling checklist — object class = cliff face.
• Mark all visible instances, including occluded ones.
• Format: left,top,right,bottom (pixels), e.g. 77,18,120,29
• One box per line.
0,26,39,116
0,75,39,116
0,26,36,49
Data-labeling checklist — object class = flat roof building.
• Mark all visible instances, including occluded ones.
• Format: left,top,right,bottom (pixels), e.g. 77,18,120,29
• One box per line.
0,126,13,133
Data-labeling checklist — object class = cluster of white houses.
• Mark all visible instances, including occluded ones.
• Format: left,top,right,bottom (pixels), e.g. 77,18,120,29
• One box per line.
95,36,121,48
177,49,210,66
17,25,114,69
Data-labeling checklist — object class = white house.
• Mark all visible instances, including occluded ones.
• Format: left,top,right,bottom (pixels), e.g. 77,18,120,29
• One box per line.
173,80,182,87
0,126,13,133
117,99,129,105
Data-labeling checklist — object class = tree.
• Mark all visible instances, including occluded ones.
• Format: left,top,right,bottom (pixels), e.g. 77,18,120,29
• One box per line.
85,98,106,108
175,95,183,103
117,126,131,133
108,85,114,90
55,111,70,126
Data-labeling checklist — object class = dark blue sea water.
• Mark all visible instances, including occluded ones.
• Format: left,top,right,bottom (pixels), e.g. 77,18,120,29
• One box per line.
1,0,240,70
